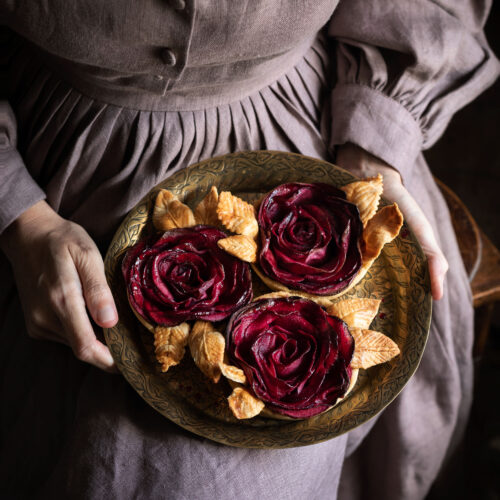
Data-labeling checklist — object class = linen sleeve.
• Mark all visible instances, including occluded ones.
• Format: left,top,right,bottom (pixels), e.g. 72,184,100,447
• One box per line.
328,0,500,183
0,101,46,234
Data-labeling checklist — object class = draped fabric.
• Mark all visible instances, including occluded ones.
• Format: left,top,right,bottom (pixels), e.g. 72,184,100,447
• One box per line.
0,1,498,498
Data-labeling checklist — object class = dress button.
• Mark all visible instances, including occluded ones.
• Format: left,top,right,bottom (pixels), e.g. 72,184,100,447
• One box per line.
160,48,177,66
169,0,186,10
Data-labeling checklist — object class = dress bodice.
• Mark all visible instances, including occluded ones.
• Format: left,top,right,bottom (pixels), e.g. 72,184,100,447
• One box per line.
4,0,338,110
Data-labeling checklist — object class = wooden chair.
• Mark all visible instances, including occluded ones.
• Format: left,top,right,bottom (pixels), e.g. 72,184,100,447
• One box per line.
436,179,500,359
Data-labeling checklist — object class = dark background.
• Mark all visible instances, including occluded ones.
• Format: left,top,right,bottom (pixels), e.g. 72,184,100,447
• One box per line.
426,6,500,248
425,2,500,498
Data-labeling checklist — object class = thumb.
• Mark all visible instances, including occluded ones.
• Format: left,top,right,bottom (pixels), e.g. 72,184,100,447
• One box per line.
421,243,449,301
389,187,449,301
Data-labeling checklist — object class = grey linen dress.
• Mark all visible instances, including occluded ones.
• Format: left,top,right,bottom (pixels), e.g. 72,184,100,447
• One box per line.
1,1,499,499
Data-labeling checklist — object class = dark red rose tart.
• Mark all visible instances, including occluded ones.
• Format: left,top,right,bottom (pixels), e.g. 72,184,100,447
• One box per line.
226,296,355,418
122,225,253,328
119,182,402,416
256,182,364,296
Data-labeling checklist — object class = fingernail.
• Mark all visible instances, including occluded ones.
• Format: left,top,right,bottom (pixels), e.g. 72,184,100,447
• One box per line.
98,305,116,325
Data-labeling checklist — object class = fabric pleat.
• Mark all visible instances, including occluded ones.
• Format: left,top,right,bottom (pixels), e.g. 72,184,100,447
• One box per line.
10,37,330,246
0,25,475,500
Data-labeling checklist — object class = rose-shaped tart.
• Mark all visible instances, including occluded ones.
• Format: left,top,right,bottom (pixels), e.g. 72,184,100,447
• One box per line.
122,225,253,327
257,182,363,296
226,296,354,418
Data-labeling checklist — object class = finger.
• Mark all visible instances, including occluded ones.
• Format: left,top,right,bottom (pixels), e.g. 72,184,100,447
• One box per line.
50,251,116,372
385,185,449,301
70,244,118,328
406,217,448,301
427,251,449,301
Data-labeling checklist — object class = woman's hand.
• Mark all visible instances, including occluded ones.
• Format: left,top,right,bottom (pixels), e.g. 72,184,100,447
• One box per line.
336,143,448,300
0,200,118,371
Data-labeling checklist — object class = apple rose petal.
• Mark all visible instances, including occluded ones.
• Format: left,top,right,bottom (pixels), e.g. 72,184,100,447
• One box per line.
326,298,381,329
189,320,226,383
226,296,354,418
128,294,155,332
153,323,190,372
350,327,400,369
122,226,253,327
194,186,220,226
228,387,265,420
153,189,196,231
217,191,259,239
341,175,383,226
218,235,257,263
257,183,363,296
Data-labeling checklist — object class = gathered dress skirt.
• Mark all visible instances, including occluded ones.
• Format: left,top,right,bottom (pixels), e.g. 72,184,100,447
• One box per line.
0,35,473,500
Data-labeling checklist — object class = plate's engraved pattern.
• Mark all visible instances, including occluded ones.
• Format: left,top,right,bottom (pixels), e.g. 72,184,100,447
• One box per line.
104,150,432,448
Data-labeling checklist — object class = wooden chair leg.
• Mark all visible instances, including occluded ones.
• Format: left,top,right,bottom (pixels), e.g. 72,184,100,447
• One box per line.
473,303,495,360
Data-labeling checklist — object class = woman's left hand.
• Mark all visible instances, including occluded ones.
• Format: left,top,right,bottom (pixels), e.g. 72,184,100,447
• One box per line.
336,143,448,300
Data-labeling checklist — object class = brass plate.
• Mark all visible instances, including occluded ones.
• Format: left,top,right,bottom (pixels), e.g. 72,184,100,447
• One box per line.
104,150,431,448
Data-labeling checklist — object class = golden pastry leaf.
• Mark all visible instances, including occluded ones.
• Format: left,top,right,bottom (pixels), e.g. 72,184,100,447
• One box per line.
217,191,259,239
341,174,383,226
326,298,381,329
362,203,404,263
193,185,220,226
350,327,400,369
220,363,247,384
217,234,258,263
188,320,225,383
153,323,190,372
153,189,196,231
327,204,403,296
228,387,265,420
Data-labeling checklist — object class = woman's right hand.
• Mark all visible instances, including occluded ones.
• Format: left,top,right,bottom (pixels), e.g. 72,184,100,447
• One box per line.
336,143,449,301
0,200,118,371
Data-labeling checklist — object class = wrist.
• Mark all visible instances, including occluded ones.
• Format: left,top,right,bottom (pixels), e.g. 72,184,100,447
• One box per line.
336,143,401,183
0,201,61,256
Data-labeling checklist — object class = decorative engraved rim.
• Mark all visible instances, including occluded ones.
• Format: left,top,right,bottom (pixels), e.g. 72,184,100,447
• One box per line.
104,150,432,449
